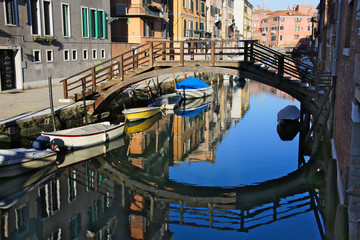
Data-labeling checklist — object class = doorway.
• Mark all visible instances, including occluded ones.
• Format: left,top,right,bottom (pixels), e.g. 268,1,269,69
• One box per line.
0,49,16,91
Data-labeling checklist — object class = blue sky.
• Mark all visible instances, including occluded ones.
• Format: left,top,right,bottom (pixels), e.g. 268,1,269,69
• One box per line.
249,0,320,11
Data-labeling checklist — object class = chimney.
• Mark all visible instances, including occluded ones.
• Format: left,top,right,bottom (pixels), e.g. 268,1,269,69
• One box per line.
257,5,260,10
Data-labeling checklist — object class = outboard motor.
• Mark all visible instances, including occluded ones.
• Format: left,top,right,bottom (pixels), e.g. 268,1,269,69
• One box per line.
33,135,51,150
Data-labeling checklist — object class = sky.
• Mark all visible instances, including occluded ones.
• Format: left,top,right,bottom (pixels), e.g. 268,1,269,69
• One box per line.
249,0,320,11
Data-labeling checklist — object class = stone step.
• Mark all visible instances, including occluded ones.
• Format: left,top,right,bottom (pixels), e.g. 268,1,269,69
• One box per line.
267,70,276,75
259,66,269,71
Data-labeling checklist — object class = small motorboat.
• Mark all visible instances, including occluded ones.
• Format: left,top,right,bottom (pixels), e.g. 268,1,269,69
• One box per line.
0,136,59,177
277,105,300,123
148,93,182,110
175,77,213,99
122,106,161,122
41,121,125,148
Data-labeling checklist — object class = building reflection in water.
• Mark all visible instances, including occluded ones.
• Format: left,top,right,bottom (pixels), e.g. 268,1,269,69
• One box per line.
0,79,327,240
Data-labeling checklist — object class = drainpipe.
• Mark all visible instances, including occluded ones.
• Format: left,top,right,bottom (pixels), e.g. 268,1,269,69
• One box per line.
329,0,342,137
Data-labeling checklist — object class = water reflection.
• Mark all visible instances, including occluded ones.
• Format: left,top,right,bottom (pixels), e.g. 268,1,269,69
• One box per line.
0,80,326,239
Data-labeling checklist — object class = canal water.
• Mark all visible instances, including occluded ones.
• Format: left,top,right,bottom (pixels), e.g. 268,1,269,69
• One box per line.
0,80,324,239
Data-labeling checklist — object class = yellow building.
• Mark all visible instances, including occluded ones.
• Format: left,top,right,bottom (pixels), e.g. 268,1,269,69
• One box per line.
169,0,207,40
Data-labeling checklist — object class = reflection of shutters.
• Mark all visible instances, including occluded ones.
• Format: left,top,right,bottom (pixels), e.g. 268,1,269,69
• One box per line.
0,50,16,91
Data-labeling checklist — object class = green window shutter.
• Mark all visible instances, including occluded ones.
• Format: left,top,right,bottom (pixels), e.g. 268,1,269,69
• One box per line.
102,11,107,39
84,9,88,37
196,0,198,11
94,10,99,38
62,5,68,36
90,9,94,37
97,11,102,38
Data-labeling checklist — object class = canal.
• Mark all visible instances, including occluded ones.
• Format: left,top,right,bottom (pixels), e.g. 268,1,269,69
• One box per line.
0,79,326,239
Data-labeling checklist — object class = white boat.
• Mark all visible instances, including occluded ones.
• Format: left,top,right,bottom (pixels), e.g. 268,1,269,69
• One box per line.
0,148,58,177
41,121,125,148
148,93,182,110
175,77,213,99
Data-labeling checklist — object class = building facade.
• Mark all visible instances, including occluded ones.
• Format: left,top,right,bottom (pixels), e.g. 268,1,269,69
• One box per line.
259,5,315,48
233,0,253,40
110,0,169,45
169,0,207,40
0,0,111,91
316,0,360,238
251,7,272,43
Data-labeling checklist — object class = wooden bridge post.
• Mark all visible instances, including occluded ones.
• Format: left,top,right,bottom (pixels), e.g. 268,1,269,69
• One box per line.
91,66,96,93
180,42,184,66
249,41,254,62
278,55,284,80
244,41,248,63
149,42,154,67
210,41,215,66
119,55,124,80
162,42,166,60
62,79,68,99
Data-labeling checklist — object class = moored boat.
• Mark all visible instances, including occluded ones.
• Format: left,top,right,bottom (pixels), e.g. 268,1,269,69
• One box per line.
41,121,125,148
175,77,213,99
0,148,58,177
122,107,161,122
148,93,182,110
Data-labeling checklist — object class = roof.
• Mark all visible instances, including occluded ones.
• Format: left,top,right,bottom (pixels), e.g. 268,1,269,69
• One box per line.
264,10,308,18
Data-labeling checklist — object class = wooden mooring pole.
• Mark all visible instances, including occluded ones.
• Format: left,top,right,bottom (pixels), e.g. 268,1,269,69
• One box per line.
48,76,56,131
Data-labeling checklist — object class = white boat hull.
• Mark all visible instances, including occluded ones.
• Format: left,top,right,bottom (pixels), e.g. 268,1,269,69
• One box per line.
176,86,213,99
41,122,125,148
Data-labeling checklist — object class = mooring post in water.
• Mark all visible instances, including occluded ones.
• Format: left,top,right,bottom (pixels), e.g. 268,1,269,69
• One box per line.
82,78,88,125
48,76,56,131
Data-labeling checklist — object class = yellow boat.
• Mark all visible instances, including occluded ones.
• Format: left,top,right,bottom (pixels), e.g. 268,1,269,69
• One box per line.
122,107,161,122
125,113,162,134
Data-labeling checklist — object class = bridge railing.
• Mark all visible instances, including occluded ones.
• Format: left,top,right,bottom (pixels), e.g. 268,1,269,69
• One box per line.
61,42,153,100
61,40,331,101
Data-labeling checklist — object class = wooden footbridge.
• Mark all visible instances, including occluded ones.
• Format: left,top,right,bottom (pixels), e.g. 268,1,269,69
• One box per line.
61,40,331,115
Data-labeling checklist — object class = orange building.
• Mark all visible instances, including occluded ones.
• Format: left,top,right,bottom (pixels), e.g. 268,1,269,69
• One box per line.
110,0,169,45
259,5,316,48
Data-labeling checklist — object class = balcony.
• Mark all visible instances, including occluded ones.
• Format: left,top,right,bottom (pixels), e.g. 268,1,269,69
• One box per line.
114,3,163,18
184,30,206,39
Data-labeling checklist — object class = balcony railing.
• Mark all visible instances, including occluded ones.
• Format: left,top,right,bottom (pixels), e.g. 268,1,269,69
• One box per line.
114,3,163,18
184,30,207,39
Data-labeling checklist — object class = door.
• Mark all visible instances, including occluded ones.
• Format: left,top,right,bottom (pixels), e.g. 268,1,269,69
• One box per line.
0,50,16,91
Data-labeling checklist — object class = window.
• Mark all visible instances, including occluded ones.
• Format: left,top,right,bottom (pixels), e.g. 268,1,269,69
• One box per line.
280,35,283,41
72,49,77,61
162,20,167,38
183,0,186,8
196,0,198,11
92,49,97,59
294,35,299,39
189,0,193,11
143,20,147,36
15,205,28,234
46,49,53,62
149,22,154,37
83,49,88,60
201,1,205,13
33,50,41,62
30,0,41,35
97,10,107,39
294,17,302,22
63,49,70,61
307,26,311,31
62,3,70,37
68,170,77,202
81,7,89,38
271,35,276,41
101,49,105,59
43,0,53,36
344,0,354,48
280,26,284,30
4,0,18,25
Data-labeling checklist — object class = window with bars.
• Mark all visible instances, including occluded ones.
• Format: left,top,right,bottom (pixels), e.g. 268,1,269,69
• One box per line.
81,7,89,38
5,0,18,25
62,3,70,37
